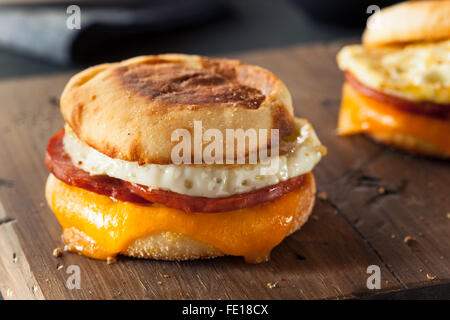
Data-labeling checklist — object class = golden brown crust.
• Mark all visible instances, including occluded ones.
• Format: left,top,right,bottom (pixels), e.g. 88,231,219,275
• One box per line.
116,61,266,108
122,232,225,261
363,1,450,48
122,173,315,260
60,54,295,164
369,132,449,158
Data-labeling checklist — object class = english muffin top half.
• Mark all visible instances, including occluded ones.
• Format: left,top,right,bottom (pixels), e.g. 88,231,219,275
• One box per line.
61,54,295,165
363,0,450,48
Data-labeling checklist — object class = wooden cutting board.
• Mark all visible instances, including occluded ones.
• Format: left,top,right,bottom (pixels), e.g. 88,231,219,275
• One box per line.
0,42,449,300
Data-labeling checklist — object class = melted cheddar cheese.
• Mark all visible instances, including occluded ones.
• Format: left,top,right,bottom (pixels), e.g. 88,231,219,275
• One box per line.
45,173,315,263
338,83,450,155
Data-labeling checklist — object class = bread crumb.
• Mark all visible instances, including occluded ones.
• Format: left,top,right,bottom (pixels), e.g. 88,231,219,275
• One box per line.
52,247,63,258
163,274,170,278
377,187,385,194
391,234,396,239
447,213,450,219
12,252,17,263
419,268,423,273
266,282,278,289
157,281,163,285
39,202,45,208
56,263,64,270
426,274,437,280
440,256,444,260
317,191,328,200
311,215,319,221
106,256,116,265
403,236,416,245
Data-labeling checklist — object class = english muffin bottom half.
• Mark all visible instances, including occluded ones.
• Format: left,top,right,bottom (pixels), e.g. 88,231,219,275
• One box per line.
45,54,325,263
336,1,450,158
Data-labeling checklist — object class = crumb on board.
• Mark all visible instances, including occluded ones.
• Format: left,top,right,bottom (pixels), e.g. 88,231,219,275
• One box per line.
317,191,328,200
53,247,63,257
266,282,278,289
12,252,17,263
447,213,450,219
377,187,385,194
163,274,170,278
426,274,437,281
403,236,416,245
157,281,163,285
391,234,396,239
39,202,45,208
56,263,64,270
106,256,117,265
419,268,423,273
312,215,319,221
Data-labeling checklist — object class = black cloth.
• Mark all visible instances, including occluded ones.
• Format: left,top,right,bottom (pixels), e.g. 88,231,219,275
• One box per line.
0,0,227,64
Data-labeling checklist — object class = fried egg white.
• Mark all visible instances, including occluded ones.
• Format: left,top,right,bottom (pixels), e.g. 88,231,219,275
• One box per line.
63,119,325,198
337,40,450,104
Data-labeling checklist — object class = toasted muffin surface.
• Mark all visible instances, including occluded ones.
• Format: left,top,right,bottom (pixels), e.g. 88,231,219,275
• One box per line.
363,1,450,48
369,132,447,158
61,54,295,165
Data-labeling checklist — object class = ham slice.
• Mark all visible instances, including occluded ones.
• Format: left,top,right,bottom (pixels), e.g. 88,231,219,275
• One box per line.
346,72,450,119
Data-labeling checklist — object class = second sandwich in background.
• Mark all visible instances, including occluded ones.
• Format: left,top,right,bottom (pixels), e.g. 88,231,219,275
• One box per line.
337,0,450,158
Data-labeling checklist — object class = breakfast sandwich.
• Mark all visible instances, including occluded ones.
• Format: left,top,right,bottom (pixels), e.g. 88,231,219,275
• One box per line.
45,54,325,263
337,0,450,158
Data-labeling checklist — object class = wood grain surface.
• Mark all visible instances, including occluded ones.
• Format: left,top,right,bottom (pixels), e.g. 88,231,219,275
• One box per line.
0,41,449,300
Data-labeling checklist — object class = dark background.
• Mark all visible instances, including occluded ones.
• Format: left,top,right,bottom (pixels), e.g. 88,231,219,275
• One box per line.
0,0,371,79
